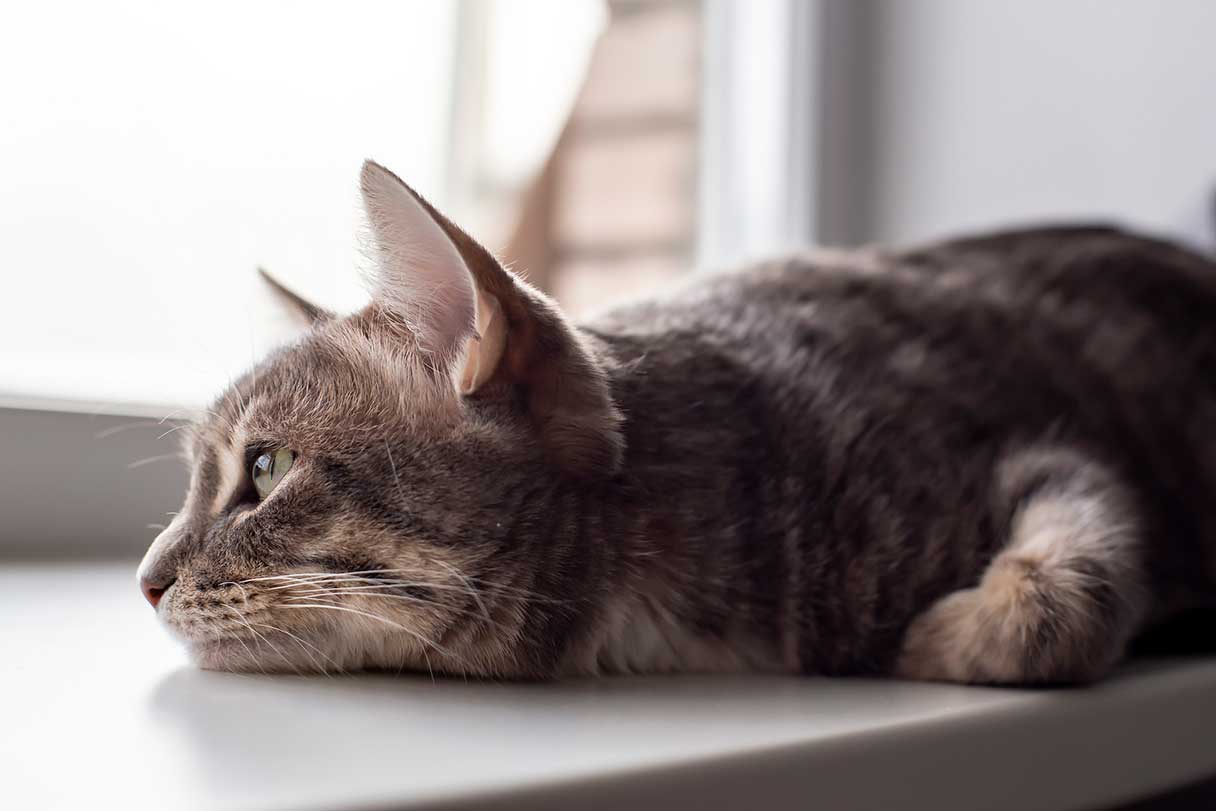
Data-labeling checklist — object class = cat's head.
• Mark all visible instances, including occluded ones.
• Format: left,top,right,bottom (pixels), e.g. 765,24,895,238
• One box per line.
137,161,624,677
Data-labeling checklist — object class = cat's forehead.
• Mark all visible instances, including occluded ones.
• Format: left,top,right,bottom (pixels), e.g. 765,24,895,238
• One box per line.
179,315,462,514
196,313,459,455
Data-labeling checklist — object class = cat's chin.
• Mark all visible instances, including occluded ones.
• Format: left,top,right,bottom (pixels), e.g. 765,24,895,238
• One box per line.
186,634,332,674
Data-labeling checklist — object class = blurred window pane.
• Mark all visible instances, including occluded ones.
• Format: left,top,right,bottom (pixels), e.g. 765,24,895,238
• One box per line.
0,0,605,409
509,0,705,318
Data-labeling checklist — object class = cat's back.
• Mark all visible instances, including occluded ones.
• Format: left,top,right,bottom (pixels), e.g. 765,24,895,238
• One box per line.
587,225,1216,402
593,225,1212,340
585,223,1216,517
580,225,1216,676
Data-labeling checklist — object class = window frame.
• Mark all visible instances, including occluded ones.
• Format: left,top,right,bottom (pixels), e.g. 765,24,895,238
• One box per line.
696,0,822,270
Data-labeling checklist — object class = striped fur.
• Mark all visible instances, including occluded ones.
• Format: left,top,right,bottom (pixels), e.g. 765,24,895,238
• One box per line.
139,165,1216,683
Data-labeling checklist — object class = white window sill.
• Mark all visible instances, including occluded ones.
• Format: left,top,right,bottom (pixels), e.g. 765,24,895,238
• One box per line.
5,561,1215,810
0,403,190,559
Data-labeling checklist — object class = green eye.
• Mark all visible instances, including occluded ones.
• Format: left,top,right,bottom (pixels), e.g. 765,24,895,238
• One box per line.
252,448,294,500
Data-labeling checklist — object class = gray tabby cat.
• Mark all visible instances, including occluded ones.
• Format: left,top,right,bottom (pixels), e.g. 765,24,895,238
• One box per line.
138,160,1216,683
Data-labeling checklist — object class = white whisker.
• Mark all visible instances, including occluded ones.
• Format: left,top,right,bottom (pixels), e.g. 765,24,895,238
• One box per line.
432,558,492,625
94,420,159,439
242,569,569,603
274,580,476,596
281,602,451,658
127,452,185,469
243,618,298,674
219,604,269,675
283,590,509,631
249,621,337,676
385,440,406,504
157,424,190,440
218,581,252,604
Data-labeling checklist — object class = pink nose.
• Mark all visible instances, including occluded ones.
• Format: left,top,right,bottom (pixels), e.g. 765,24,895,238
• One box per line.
141,577,173,609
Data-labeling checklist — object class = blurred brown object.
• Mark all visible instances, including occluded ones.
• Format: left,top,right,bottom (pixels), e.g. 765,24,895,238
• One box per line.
504,0,702,317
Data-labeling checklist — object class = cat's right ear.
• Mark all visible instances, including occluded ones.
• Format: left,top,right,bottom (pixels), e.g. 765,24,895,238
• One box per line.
257,267,332,325
359,161,483,366
359,160,625,477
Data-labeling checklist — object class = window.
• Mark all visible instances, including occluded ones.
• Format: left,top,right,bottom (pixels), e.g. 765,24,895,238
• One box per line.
0,0,603,411
0,0,717,557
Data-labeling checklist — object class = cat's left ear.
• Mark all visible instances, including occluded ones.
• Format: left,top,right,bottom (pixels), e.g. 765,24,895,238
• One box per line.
360,160,624,476
257,266,333,325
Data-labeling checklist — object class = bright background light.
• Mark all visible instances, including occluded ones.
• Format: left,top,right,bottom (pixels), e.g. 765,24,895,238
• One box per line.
0,0,602,410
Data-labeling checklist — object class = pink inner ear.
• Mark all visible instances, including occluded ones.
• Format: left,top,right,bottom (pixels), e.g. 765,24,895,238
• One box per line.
360,160,477,361
460,289,507,394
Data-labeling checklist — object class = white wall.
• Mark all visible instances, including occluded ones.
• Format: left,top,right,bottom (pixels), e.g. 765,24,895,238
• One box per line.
819,0,1216,251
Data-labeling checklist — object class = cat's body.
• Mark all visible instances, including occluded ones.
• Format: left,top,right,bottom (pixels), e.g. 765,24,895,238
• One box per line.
580,226,1216,680
138,162,1216,683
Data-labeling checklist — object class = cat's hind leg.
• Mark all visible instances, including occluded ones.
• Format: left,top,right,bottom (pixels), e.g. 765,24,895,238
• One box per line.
896,448,1150,685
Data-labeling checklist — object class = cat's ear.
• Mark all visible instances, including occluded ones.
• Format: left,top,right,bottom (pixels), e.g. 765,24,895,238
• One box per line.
360,161,503,389
359,160,624,476
257,267,332,325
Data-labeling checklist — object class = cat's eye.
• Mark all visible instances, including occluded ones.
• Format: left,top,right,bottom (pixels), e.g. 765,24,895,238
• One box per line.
251,448,294,500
